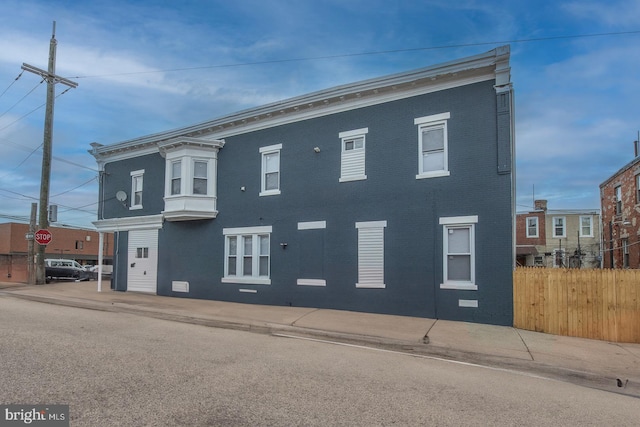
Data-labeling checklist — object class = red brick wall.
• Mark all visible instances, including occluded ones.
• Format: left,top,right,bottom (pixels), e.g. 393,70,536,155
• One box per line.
516,212,546,246
0,223,114,282
600,161,640,269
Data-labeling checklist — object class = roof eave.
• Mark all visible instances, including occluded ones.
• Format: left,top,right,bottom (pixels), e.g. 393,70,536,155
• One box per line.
91,45,510,160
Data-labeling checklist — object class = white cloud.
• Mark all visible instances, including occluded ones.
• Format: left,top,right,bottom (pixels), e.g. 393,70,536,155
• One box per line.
563,0,640,27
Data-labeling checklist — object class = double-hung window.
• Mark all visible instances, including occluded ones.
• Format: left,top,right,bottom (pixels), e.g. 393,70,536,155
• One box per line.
440,216,477,290
553,217,566,238
339,128,368,182
223,226,272,284
623,239,630,268
579,216,593,237
415,112,451,179
170,161,182,195
130,169,144,210
526,217,538,238
193,160,208,195
260,144,282,196
615,186,622,215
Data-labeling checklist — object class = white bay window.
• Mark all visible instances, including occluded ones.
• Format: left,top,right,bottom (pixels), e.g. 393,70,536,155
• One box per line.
159,137,224,221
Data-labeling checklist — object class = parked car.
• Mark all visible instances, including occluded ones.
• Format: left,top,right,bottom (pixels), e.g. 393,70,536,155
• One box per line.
89,264,112,277
45,259,92,282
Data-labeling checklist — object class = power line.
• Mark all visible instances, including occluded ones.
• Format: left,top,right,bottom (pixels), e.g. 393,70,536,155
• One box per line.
0,187,97,215
70,29,640,79
0,71,25,100
50,176,97,198
0,84,74,134
0,212,30,222
0,143,43,181
0,80,44,121
0,138,98,172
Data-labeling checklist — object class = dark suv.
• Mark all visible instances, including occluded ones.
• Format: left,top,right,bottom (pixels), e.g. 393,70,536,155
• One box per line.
45,259,92,282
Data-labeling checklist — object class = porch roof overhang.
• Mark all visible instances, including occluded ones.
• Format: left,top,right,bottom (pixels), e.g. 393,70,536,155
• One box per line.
516,246,539,256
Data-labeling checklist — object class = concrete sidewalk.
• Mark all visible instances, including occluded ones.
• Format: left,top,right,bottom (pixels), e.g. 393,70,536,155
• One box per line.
1,280,639,396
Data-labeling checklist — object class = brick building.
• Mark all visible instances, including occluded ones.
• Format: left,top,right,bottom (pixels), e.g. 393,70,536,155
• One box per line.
0,222,113,282
515,201,546,266
600,142,640,268
516,200,601,268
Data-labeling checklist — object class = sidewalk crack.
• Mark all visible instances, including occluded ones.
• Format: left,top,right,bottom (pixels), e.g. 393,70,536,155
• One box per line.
291,308,321,327
514,329,535,361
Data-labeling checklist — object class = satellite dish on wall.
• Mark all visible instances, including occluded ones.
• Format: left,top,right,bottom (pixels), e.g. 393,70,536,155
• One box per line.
116,191,127,202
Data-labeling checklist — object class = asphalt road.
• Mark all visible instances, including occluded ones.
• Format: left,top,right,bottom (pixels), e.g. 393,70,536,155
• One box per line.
1,296,639,426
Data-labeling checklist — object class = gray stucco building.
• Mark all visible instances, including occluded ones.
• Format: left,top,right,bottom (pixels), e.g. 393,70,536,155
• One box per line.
91,46,515,325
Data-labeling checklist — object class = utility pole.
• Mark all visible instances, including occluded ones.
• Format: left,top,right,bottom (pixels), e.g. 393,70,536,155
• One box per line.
27,202,37,285
21,22,78,284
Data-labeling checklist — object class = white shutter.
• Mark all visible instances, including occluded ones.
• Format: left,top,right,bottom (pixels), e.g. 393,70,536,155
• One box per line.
355,221,386,288
340,149,366,180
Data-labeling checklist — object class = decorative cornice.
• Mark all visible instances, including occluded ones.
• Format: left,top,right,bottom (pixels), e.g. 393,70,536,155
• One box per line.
93,214,164,232
158,137,225,158
91,46,511,162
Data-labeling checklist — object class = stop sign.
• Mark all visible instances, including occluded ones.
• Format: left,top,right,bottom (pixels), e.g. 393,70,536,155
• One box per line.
34,229,52,245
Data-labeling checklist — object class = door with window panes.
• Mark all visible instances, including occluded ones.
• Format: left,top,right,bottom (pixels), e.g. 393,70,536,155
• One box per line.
127,229,158,293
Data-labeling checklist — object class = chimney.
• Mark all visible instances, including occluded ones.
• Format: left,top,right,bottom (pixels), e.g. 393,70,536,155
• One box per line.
635,140,638,158
534,199,547,212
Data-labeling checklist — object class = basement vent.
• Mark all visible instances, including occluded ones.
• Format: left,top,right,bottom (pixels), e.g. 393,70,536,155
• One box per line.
172,281,189,293
459,299,478,308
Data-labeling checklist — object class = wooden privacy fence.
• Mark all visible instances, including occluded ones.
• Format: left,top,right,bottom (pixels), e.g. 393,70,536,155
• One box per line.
513,268,640,343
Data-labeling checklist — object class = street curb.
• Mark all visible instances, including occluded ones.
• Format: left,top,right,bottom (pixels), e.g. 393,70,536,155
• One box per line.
3,290,639,399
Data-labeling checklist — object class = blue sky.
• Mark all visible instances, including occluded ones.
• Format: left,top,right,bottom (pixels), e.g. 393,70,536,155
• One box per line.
0,0,639,229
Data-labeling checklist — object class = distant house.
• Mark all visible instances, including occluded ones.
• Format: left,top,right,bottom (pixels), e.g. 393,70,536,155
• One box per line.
91,46,515,326
600,141,640,268
516,200,601,268
0,222,114,282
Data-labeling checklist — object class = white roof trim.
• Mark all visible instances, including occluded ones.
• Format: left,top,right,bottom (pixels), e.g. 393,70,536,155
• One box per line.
91,46,510,163
93,214,163,232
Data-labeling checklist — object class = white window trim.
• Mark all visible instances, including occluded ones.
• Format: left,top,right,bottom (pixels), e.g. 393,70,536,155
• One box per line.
297,221,327,230
297,279,327,287
579,215,593,238
297,221,327,287
439,215,477,291
260,144,282,197
165,157,215,197
615,186,622,215
552,216,566,238
355,220,387,289
526,216,538,238
339,128,368,182
191,158,211,196
130,169,144,210
222,226,273,285
459,299,478,308
169,159,183,196
415,112,451,180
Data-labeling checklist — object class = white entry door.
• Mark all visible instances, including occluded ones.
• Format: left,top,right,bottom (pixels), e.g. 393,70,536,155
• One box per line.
127,229,158,293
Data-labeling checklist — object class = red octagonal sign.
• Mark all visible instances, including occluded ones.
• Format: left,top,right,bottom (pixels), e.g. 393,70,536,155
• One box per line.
35,229,52,245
